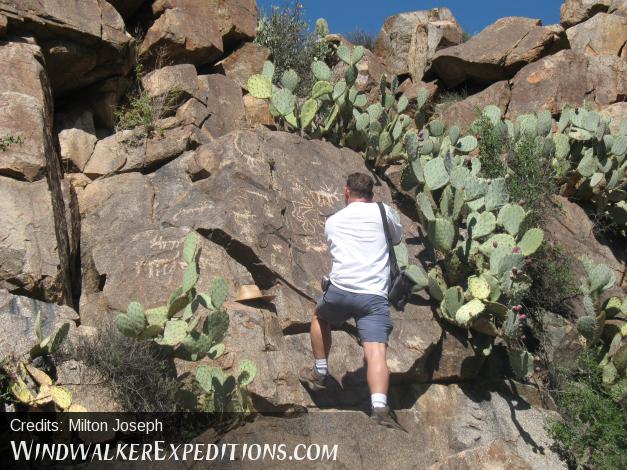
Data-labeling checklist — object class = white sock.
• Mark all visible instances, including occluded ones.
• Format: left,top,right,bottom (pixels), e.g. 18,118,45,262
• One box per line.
371,393,387,409
314,358,328,376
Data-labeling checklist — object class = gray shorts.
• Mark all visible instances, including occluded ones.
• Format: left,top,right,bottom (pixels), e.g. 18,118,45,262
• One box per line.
316,283,393,344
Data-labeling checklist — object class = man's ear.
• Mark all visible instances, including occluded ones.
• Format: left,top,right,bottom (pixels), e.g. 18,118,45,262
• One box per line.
344,186,351,200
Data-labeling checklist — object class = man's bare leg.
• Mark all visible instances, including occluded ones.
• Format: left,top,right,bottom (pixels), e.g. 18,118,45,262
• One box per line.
362,341,389,396
310,308,332,359
299,309,332,390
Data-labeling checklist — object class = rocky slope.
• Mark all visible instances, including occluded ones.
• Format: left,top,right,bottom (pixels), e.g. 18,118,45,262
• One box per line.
0,0,625,468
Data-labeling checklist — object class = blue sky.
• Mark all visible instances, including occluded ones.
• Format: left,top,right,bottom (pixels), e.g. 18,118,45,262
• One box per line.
257,0,563,36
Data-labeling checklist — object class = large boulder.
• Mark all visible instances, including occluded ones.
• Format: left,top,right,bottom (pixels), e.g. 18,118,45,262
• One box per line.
140,0,258,66
0,289,78,360
566,12,627,58
439,81,511,131
373,8,463,82
0,0,132,95
57,110,98,172
507,49,626,117
560,0,627,27
206,384,565,469
217,42,271,91
0,176,77,304
0,40,51,181
427,17,567,88
197,74,246,138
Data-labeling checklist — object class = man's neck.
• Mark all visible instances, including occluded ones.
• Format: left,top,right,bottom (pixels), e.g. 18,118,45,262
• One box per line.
346,198,372,205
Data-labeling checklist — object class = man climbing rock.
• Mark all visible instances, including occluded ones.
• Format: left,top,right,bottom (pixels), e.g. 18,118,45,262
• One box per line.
299,172,403,430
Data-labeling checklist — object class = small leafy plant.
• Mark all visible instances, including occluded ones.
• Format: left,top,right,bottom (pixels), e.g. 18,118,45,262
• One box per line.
548,350,627,469
114,64,182,135
0,134,23,152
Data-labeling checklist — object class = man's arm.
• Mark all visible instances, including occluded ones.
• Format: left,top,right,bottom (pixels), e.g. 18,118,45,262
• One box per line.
385,205,403,245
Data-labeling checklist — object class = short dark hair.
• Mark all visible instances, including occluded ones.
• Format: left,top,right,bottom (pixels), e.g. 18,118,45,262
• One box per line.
346,172,374,199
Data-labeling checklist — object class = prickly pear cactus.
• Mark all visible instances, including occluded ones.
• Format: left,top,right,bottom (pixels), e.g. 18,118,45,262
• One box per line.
115,232,234,362
245,32,429,168
403,120,546,379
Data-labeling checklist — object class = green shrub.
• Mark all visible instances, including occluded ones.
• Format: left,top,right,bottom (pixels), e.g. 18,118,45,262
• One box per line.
471,113,507,179
506,132,559,227
114,65,182,135
524,242,577,315
0,134,23,152
346,28,376,50
472,109,558,227
548,349,627,470
254,2,330,96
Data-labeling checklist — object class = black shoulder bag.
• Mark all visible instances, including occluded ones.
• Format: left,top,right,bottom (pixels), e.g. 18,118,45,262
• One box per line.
377,202,416,310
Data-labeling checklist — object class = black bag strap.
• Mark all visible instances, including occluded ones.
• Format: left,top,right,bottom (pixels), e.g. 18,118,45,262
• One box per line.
377,202,400,280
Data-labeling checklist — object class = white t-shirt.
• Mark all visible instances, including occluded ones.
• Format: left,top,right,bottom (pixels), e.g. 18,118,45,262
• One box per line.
325,201,402,298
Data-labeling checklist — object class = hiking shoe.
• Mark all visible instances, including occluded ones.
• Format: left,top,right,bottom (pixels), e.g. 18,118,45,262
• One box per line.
298,367,327,391
371,406,403,430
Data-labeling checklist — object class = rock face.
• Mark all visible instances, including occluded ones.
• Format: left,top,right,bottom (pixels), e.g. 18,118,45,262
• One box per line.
0,0,132,95
0,38,75,306
560,0,627,27
544,195,625,316
0,178,75,303
566,13,627,58
0,40,51,181
427,17,566,88
373,8,463,82
507,49,626,116
140,0,258,66
82,119,198,177
207,384,565,469
0,289,78,360
77,130,481,410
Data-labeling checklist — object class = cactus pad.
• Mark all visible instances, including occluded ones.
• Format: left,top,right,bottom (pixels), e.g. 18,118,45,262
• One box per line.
312,80,333,99
468,275,491,300
161,320,187,346
281,69,300,92
508,348,534,379
468,211,496,240
237,359,257,386
497,204,526,236
456,135,478,153
424,157,450,191
247,74,272,99
270,88,295,117
311,61,331,82
518,228,544,256
483,105,502,126
428,217,456,251
455,298,485,326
